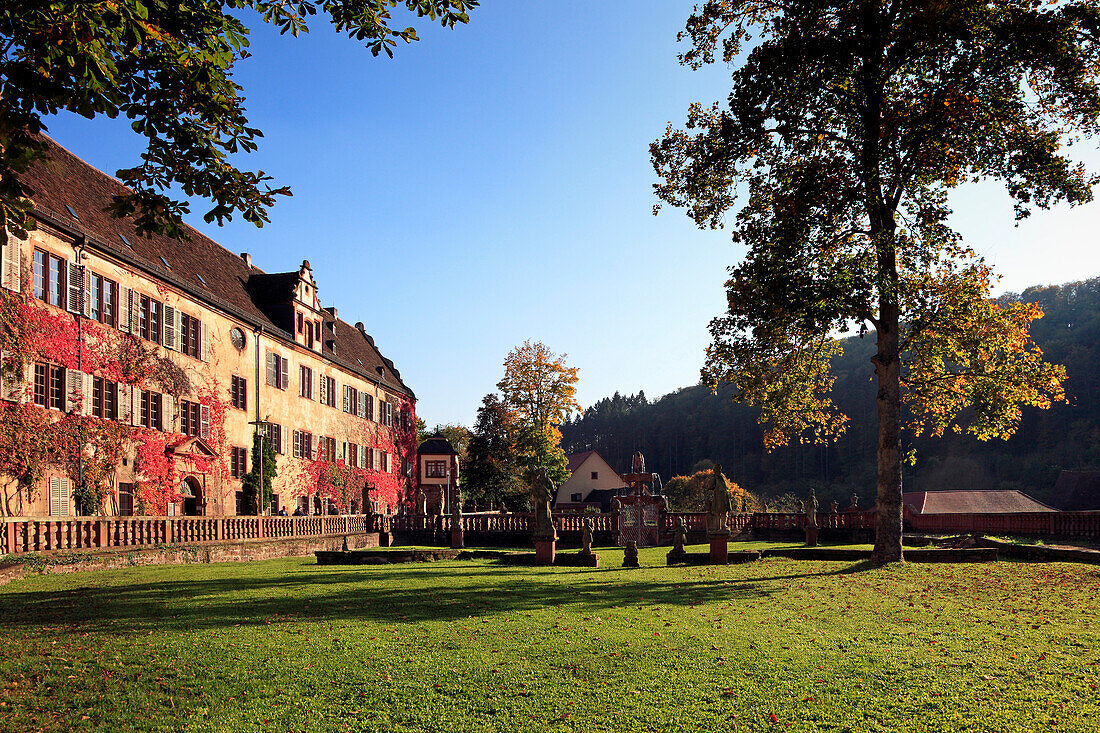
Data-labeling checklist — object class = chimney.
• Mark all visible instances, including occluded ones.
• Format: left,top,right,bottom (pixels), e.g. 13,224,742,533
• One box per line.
240,252,251,268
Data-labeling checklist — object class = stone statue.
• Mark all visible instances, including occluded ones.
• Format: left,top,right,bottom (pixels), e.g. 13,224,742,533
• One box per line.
672,517,688,554
581,517,594,555
830,500,839,514
762,501,770,513
704,464,733,537
531,466,557,542
850,493,860,511
796,500,805,513
623,540,640,568
632,451,645,474
806,488,818,529
416,490,427,515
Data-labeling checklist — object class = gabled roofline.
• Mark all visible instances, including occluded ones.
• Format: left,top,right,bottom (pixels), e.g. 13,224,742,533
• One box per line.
29,205,414,400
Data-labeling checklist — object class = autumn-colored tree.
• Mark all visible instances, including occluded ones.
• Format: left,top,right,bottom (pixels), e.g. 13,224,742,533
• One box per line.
663,468,760,513
496,341,580,485
497,341,581,431
652,1,1084,562
0,1,478,243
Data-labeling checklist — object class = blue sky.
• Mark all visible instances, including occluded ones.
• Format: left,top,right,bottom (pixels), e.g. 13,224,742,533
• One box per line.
42,2,1100,428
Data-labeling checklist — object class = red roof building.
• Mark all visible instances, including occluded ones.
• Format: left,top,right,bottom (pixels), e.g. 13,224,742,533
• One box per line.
902,490,1057,514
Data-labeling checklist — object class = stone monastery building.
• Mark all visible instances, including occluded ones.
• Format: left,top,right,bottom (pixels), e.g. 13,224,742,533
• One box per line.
0,137,416,518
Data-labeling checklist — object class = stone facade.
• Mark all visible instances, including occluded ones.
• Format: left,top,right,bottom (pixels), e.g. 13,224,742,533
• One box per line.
0,137,416,518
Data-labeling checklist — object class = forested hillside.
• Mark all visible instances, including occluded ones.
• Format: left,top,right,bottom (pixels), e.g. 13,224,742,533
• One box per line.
561,278,1100,507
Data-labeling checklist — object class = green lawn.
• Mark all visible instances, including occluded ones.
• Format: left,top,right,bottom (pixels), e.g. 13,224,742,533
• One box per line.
1,545,1097,732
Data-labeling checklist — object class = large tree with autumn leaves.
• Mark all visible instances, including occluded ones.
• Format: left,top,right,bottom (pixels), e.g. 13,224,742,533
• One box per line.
496,340,581,485
651,0,1095,563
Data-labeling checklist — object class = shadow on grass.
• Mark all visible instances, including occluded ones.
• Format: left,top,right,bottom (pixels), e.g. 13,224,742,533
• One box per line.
0,558,877,633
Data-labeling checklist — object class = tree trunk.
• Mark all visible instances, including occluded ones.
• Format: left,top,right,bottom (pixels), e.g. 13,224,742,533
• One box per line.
872,299,904,564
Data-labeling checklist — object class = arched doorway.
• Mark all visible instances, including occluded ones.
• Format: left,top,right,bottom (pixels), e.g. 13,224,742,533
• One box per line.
181,476,203,516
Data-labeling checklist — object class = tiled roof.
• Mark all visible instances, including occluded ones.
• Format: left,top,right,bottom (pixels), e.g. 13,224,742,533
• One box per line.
418,435,458,456
902,490,1057,514
19,136,412,398
565,450,597,474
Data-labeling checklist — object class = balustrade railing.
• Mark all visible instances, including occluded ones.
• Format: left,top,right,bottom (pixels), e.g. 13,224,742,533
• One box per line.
1,513,373,556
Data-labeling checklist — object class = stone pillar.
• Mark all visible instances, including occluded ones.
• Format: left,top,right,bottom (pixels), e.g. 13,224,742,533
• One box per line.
534,539,556,565
708,536,729,564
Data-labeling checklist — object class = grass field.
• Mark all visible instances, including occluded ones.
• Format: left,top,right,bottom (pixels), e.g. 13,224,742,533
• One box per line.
1,545,1098,732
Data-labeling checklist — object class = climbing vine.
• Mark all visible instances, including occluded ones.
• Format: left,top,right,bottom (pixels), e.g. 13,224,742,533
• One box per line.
0,287,220,515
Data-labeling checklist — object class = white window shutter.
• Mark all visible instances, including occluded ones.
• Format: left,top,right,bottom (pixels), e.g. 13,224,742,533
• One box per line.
342,386,349,413
280,357,289,390
162,394,175,432
266,351,276,386
163,305,177,350
67,261,82,314
199,321,209,362
357,393,365,418
49,476,61,516
359,445,367,468
65,369,81,413
1,233,21,292
117,287,131,332
1,351,17,401
129,290,139,334
117,384,131,424
318,373,327,405
311,433,319,460
82,372,93,416
82,268,92,318
281,425,289,455
130,389,142,427
200,405,210,440
59,478,70,517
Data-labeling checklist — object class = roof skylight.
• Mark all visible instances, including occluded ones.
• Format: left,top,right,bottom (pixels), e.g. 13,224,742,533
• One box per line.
159,256,171,270
118,234,133,249
196,274,208,286
64,205,80,220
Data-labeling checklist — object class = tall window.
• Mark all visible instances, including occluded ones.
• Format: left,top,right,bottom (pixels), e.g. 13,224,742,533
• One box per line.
89,274,117,326
33,362,66,410
139,390,162,430
266,351,289,390
33,249,65,308
179,399,201,437
300,365,313,400
261,422,283,454
318,436,336,462
91,376,118,420
180,313,201,358
230,447,248,478
344,385,359,414
231,375,247,410
139,294,162,344
293,430,313,460
322,375,337,407
348,442,359,468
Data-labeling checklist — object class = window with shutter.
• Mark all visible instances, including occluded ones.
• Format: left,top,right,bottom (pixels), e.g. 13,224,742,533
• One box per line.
67,261,82,315
200,405,210,440
49,476,70,517
1,236,21,292
266,351,276,386
163,305,177,350
199,321,209,362
117,286,131,332
318,373,328,405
